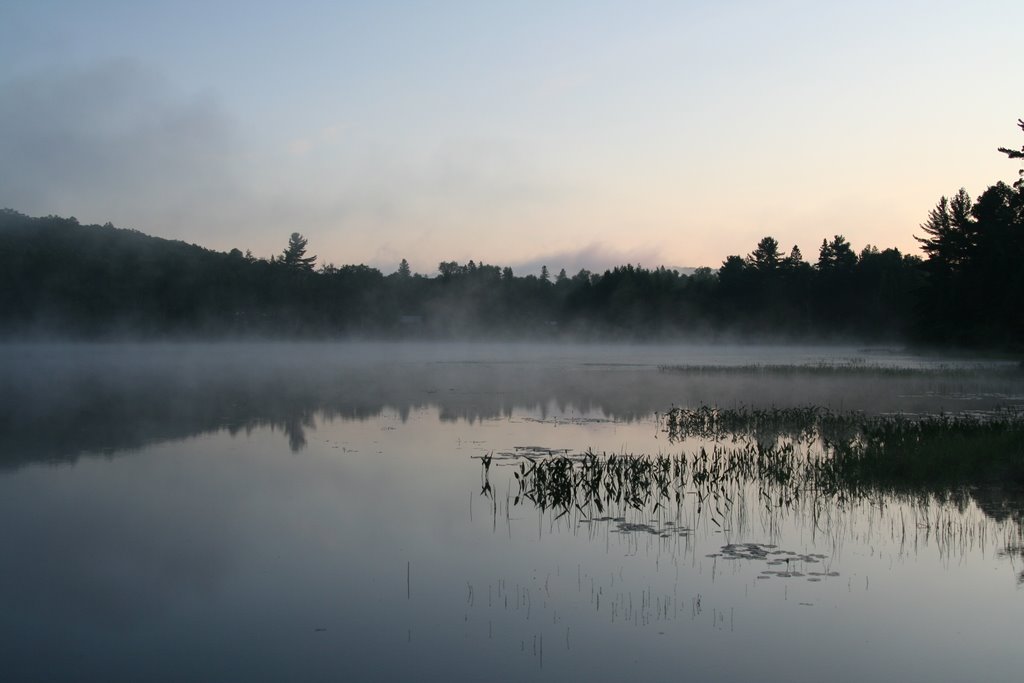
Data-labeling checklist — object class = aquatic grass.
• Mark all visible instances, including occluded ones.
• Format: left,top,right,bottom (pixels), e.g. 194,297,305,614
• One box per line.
657,362,1023,377
481,405,1024,530
489,442,813,532
665,406,1024,479
663,404,859,443
666,405,1024,492
820,414,1024,492
508,450,692,518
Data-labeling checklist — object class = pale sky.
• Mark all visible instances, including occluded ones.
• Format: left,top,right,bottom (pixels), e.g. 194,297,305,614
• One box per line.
1,1,1021,275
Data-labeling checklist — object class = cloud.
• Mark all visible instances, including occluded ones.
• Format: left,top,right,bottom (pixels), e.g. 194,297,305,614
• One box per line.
0,61,584,268
510,242,687,277
0,59,242,235
285,121,350,158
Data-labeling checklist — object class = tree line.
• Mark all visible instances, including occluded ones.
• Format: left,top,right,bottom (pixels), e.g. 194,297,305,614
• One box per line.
2,120,1021,346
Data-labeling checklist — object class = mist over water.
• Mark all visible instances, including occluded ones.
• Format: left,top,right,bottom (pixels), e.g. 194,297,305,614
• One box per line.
3,341,1021,465
1,342,1022,681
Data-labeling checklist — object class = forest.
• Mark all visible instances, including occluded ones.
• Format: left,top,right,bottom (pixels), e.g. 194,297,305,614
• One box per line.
2,121,1022,347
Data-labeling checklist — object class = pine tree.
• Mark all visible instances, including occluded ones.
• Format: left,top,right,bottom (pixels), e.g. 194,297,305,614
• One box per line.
281,233,316,271
817,235,856,272
915,189,974,272
747,236,782,271
997,118,1024,185
784,245,804,269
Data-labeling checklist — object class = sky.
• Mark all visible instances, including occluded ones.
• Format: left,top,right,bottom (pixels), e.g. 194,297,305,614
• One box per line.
1,1,1021,275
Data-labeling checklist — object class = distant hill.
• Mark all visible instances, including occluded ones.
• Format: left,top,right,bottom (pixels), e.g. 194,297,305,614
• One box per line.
0,209,386,337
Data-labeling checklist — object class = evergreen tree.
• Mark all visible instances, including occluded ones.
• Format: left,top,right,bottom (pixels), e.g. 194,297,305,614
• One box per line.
817,235,856,272
915,189,974,272
281,232,316,271
747,236,782,271
997,118,1024,186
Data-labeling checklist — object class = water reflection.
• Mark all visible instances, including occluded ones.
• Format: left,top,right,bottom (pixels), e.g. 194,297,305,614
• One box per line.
1,343,1023,681
478,410,1024,587
3,342,1023,467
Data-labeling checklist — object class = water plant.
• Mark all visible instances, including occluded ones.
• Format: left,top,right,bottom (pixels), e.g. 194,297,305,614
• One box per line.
657,362,1022,377
663,405,1024,489
479,404,1024,534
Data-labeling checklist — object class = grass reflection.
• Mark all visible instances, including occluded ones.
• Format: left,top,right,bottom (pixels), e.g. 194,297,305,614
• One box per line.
478,404,1024,582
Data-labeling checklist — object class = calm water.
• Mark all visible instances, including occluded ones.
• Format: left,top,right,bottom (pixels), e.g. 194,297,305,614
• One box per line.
1,343,1022,682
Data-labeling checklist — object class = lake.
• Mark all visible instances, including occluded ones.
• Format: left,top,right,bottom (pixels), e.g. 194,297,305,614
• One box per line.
1,342,1022,682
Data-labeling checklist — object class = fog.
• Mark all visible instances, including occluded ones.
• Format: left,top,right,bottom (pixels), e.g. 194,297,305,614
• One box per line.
3,341,1020,468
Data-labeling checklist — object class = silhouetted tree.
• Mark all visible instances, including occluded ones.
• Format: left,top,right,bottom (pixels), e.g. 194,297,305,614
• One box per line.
397,258,411,278
915,189,974,273
817,235,856,272
438,261,460,280
747,236,782,271
912,156,1024,346
783,245,804,270
997,118,1024,185
282,232,316,271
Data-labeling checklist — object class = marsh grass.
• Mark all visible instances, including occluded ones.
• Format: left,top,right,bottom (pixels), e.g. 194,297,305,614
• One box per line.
480,405,1024,532
663,404,859,443
657,362,1023,377
665,405,1024,490
826,415,1024,492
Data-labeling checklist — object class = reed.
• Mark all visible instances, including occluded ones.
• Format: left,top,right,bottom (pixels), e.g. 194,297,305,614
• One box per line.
481,405,1024,525
657,362,1022,377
